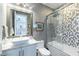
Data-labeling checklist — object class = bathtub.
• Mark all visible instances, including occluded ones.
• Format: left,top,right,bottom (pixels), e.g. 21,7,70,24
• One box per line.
47,41,79,56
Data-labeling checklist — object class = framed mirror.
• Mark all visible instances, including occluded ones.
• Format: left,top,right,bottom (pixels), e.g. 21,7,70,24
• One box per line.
6,5,33,37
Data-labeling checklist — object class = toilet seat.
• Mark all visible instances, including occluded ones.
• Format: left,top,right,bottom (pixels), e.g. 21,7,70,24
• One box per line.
38,48,50,56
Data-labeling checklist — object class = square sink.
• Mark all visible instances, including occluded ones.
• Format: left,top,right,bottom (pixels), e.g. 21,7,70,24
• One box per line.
12,39,37,46
12,39,29,46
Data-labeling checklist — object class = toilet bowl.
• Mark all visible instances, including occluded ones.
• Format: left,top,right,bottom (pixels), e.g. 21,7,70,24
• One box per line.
37,40,50,56
38,48,51,56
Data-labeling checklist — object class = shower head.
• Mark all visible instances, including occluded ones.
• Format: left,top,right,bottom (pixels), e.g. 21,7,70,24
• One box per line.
53,11,59,17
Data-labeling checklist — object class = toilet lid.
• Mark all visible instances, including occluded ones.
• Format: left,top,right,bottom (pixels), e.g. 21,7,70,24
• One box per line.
38,48,50,56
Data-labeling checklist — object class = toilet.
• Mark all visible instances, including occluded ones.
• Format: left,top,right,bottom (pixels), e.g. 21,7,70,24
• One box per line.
37,40,50,56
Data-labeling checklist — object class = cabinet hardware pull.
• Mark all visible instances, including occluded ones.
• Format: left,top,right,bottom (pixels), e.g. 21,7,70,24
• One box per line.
19,51,20,56
22,50,24,56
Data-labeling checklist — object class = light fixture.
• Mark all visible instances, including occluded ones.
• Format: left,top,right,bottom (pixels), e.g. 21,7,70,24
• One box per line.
23,4,26,7
16,3,20,6
15,3,33,10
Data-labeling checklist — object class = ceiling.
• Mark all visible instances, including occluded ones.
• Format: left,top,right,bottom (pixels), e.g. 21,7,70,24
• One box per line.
12,3,66,10
42,3,66,10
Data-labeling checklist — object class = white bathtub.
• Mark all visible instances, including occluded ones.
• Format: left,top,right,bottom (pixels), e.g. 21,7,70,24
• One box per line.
47,41,79,56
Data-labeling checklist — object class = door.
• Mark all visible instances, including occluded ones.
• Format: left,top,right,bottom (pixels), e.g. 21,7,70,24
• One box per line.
5,48,21,56
22,45,37,56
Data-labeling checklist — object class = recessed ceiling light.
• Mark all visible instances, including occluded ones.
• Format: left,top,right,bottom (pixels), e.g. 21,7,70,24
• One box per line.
16,3,20,6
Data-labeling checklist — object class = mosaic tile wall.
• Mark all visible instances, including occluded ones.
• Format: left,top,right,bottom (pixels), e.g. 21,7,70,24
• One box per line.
50,4,79,48
61,4,79,48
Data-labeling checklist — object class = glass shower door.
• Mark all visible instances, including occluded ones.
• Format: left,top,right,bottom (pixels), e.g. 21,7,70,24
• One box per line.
47,13,63,44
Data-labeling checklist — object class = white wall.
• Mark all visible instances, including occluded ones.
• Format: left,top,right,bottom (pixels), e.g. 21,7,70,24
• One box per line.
0,4,9,55
0,4,3,55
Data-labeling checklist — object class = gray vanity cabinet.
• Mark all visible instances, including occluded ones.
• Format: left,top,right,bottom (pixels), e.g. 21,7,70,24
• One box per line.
3,44,37,56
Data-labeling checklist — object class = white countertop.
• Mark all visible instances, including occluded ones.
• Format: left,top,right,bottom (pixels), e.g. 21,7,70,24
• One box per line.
2,36,40,51
48,41,79,56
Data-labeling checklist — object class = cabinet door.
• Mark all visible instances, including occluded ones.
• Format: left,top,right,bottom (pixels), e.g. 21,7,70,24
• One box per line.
5,48,21,56
22,45,37,56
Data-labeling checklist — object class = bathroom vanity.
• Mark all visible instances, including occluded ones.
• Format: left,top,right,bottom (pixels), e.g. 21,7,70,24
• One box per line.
0,4,38,56
2,36,40,56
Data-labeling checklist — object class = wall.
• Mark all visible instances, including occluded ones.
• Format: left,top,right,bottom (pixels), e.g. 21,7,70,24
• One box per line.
5,3,53,41
30,3,53,41
61,3,79,48
0,4,3,54
48,3,79,48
